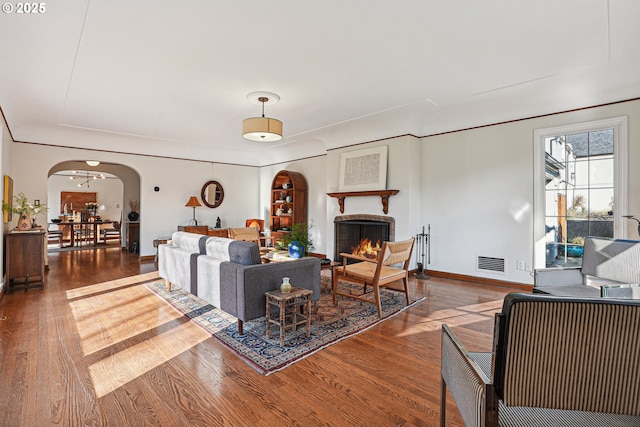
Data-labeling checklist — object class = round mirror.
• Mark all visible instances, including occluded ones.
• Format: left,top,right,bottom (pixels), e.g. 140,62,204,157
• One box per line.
201,180,224,208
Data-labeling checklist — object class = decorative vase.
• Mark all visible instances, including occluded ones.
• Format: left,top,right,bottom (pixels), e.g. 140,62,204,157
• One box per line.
18,213,32,230
288,241,304,258
280,277,291,293
128,211,139,221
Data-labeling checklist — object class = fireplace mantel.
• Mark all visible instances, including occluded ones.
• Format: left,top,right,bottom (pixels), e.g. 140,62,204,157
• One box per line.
327,190,399,214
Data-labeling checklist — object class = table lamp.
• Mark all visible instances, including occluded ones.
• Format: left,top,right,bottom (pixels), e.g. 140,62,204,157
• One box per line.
185,196,202,226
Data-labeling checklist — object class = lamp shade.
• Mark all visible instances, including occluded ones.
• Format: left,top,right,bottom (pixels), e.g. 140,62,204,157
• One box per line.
185,196,202,207
242,117,283,142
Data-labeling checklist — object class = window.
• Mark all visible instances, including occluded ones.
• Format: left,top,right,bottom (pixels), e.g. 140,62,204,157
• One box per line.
534,117,628,269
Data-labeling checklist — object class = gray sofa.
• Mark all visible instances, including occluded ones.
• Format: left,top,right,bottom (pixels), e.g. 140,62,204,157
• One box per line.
534,236,640,297
160,232,321,334
158,231,208,294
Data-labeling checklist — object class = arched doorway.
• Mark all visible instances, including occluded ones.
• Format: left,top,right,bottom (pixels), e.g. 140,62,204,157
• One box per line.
47,161,140,251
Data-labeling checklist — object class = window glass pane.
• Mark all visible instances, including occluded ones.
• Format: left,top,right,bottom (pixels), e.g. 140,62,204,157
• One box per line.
566,219,588,244
545,190,562,216
588,129,614,155
572,160,589,189
567,192,587,218
588,188,614,216
589,158,614,188
566,133,588,157
545,217,559,244
588,220,614,238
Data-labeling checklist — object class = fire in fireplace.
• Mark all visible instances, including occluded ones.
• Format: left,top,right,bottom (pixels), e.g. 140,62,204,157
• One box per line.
334,215,395,263
351,238,381,259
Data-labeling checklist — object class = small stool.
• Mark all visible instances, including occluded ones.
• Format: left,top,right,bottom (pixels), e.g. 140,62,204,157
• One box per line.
265,287,312,347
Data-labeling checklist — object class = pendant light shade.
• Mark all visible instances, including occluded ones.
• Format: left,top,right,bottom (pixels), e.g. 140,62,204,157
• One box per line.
242,92,283,142
242,116,283,142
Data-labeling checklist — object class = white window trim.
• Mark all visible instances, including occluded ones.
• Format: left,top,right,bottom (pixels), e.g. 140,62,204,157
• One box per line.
533,116,628,269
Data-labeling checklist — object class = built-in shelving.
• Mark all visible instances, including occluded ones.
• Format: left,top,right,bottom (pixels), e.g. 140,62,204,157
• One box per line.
270,170,308,244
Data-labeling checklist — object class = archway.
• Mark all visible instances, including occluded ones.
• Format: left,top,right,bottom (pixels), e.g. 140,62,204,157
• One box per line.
47,161,140,251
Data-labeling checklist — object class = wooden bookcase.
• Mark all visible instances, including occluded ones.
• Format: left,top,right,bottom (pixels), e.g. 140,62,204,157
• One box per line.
270,170,307,244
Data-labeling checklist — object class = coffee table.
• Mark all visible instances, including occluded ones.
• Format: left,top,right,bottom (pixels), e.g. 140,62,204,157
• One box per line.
265,287,312,347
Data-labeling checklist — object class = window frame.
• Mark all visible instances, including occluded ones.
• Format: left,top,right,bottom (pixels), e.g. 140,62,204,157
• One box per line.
533,117,628,269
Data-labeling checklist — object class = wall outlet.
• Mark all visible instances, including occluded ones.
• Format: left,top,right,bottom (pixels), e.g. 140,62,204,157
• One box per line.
516,260,525,270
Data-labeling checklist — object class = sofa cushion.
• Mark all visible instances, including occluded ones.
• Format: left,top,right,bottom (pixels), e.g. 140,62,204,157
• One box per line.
228,240,261,265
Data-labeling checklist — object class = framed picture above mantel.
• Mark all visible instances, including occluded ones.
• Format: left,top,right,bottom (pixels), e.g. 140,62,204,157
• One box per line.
338,145,388,192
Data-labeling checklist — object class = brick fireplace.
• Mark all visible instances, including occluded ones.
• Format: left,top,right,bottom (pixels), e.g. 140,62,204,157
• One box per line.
334,214,395,263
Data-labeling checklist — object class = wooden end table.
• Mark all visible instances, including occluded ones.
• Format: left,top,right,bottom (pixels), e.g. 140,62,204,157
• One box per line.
265,287,312,347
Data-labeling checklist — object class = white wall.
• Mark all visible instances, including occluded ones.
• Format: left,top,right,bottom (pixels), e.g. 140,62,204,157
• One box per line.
325,136,422,263
421,99,640,285
9,143,260,257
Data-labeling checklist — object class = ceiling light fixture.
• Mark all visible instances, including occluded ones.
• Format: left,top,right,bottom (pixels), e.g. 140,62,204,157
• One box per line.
86,160,100,166
70,170,105,188
242,91,283,142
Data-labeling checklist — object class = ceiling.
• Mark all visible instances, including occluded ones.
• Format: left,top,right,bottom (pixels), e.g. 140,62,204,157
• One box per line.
1,0,640,166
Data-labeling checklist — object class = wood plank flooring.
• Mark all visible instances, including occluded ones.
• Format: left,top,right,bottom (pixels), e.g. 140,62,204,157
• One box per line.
0,247,521,427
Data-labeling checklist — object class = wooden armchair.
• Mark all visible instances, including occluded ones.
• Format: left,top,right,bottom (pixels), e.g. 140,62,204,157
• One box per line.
229,226,269,253
332,237,415,318
441,293,640,426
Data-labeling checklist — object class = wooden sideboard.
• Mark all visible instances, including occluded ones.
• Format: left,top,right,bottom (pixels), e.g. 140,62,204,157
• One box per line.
177,225,228,237
4,230,46,293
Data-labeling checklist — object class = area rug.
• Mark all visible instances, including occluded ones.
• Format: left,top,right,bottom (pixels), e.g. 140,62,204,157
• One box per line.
145,277,425,375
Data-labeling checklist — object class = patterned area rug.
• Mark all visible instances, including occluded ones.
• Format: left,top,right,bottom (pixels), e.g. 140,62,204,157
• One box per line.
145,277,425,375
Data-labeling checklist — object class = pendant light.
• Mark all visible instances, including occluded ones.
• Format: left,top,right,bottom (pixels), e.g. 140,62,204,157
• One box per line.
242,91,283,142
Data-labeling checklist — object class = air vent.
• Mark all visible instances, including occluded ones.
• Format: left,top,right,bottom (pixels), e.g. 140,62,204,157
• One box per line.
477,256,506,273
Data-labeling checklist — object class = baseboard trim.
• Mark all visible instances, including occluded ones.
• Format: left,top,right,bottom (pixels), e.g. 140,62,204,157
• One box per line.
414,269,533,292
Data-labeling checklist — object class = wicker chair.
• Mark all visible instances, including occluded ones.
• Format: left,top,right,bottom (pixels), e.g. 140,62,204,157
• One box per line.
229,226,269,253
332,238,415,318
440,292,640,426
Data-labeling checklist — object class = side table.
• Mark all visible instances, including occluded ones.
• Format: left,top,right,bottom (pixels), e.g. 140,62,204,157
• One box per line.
153,237,172,262
265,287,312,347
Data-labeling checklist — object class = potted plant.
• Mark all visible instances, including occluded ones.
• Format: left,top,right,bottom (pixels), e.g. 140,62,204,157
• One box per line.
127,198,139,221
278,221,314,258
2,193,48,230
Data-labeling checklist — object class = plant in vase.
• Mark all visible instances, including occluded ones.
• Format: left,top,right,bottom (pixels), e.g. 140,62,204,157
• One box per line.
128,198,139,221
277,221,314,258
85,202,99,218
2,193,48,230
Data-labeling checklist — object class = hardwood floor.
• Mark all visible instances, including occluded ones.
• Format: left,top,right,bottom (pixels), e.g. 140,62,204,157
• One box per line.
0,247,520,427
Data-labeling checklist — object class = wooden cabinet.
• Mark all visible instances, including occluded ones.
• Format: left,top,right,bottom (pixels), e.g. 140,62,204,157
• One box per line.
126,221,139,254
4,230,45,293
178,225,209,234
270,170,307,242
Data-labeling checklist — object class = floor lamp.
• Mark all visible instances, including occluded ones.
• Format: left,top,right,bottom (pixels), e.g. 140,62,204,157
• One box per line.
185,196,202,226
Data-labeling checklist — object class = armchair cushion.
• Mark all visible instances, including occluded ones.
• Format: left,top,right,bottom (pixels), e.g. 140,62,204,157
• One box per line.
534,237,640,297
